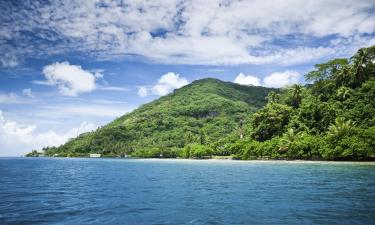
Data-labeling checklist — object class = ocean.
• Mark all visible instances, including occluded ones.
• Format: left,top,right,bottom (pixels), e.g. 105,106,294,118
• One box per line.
0,158,374,224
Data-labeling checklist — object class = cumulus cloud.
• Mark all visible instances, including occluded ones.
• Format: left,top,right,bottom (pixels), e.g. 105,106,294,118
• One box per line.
1,0,374,66
138,87,148,97
41,61,97,96
0,110,97,156
138,72,189,97
263,71,301,88
22,88,34,98
234,73,261,86
234,70,302,88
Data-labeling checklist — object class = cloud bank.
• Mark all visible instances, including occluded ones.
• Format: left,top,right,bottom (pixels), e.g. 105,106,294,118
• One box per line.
234,71,302,88
0,110,97,156
234,73,261,86
263,71,301,88
1,0,374,67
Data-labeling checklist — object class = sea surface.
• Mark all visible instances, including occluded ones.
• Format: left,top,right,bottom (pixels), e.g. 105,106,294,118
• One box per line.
0,158,374,225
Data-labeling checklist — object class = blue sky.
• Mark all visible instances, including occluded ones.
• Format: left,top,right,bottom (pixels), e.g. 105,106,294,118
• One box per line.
1,0,374,156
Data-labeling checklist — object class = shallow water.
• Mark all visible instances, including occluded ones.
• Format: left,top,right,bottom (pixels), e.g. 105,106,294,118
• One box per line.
0,158,374,225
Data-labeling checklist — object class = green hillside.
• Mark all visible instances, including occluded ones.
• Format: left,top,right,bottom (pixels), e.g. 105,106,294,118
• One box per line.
36,46,375,160
234,46,375,160
42,78,273,157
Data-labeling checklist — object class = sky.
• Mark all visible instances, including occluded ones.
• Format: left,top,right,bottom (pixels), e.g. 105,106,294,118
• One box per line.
0,0,374,156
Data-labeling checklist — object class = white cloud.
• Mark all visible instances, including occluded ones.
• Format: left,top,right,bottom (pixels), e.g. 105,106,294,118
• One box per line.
233,71,301,88
234,73,261,86
41,61,98,96
0,110,97,156
138,87,148,97
0,93,18,104
0,52,18,68
138,72,189,97
263,70,301,88
1,0,374,66
0,91,35,104
96,85,130,92
22,88,34,98
93,69,104,79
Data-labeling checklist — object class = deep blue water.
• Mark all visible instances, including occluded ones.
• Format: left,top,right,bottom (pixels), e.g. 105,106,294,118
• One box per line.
0,158,375,225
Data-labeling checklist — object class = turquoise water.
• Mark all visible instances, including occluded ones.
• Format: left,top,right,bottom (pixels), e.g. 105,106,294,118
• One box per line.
0,158,374,225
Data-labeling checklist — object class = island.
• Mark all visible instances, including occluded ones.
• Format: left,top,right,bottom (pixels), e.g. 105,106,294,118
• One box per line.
28,46,375,161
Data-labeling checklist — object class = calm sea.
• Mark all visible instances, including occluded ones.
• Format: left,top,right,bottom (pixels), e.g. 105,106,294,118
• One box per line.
0,158,374,225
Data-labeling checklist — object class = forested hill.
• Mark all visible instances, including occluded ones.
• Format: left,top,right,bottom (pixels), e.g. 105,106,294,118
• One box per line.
40,78,274,157
33,46,375,160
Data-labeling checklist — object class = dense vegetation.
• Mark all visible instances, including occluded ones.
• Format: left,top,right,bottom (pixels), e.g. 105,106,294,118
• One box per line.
41,78,272,158
37,46,375,160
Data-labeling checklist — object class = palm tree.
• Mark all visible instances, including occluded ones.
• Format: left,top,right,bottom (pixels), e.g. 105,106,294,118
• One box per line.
334,64,352,87
351,46,375,87
327,117,354,138
239,119,245,139
336,86,351,101
289,84,303,108
185,131,194,144
279,128,297,154
199,129,207,145
266,91,280,103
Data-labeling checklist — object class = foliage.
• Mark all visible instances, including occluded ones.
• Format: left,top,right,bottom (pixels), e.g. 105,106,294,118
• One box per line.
181,144,213,159
41,78,272,158
251,103,292,141
25,150,40,157
34,46,375,161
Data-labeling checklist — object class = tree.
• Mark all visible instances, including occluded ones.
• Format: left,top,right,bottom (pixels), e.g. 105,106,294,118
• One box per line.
297,98,336,134
251,103,292,141
334,64,352,87
199,129,207,145
239,119,245,139
25,150,39,157
279,128,297,153
289,84,303,108
306,58,349,82
336,86,352,101
266,91,280,104
185,131,195,145
305,58,349,102
350,46,375,87
182,144,212,159
327,117,355,139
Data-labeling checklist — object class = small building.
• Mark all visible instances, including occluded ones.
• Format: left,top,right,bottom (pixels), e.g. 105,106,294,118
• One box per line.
90,153,101,158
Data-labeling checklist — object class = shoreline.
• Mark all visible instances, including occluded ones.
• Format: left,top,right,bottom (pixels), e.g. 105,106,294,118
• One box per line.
131,158,375,165
7,156,375,165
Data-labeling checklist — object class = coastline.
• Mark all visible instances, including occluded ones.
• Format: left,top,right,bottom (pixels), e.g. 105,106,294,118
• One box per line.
132,158,375,165
10,156,375,165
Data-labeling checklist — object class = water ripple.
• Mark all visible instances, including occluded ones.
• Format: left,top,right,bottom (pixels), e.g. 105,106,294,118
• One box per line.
0,158,374,225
